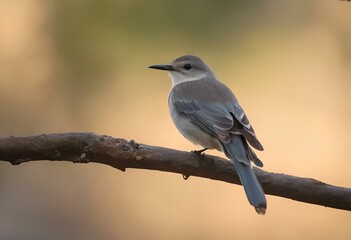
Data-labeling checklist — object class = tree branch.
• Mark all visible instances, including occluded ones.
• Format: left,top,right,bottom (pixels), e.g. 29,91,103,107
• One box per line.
0,132,350,211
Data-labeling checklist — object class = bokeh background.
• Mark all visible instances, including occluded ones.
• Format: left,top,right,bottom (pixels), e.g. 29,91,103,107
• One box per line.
1,0,351,239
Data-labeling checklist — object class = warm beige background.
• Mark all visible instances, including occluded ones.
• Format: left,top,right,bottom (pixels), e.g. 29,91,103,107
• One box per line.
0,0,350,239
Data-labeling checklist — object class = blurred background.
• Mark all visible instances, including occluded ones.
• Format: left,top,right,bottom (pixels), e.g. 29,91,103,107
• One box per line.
0,0,350,239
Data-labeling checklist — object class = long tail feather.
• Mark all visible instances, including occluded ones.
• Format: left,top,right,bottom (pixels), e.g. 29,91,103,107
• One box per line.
222,136,267,214
231,159,266,214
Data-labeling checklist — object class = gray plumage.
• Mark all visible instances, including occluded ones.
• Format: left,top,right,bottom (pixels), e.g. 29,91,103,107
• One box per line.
149,55,267,214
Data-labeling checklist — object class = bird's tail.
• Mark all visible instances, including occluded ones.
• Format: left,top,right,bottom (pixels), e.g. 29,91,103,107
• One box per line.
222,135,267,214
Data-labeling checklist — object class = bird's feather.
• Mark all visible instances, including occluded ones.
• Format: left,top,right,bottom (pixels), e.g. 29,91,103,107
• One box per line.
221,137,266,214
170,78,264,156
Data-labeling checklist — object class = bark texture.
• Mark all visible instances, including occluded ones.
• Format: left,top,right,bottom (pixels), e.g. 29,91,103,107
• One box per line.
0,132,350,211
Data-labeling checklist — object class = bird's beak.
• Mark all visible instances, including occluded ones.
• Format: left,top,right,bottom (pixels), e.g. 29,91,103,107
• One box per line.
148,64,174,71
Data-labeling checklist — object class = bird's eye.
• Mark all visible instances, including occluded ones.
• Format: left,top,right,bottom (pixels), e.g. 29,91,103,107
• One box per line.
183,64,192,70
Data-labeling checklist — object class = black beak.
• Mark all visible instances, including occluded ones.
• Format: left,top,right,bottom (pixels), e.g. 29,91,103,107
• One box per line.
148,64,174,71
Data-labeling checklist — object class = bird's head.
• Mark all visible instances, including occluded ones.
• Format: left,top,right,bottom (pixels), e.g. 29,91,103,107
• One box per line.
149,55,215,86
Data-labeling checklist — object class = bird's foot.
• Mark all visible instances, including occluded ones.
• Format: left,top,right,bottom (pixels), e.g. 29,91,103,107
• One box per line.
191,148,208,158
191,148,215,169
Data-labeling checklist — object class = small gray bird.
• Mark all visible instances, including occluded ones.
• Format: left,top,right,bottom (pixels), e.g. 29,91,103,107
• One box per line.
149,55,266,214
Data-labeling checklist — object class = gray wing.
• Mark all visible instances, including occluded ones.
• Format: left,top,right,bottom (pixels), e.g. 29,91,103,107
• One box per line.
171,79,264,151
230,104,264,151
174,99,263,167
174,100,234,144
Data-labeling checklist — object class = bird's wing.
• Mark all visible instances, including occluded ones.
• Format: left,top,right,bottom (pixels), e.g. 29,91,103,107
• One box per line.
229,103,264,151
174,99,234,143
171,79,263,151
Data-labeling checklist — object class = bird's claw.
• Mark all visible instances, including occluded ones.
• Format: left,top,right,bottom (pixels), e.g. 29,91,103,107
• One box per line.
191,148,208,161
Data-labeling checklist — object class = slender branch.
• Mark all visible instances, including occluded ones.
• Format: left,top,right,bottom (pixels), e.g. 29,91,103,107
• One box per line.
0,132,350,211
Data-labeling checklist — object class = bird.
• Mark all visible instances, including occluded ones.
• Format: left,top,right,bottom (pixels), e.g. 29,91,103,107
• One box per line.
149,55,266,214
